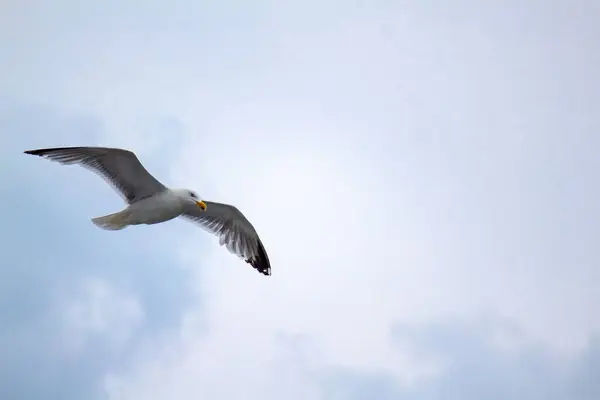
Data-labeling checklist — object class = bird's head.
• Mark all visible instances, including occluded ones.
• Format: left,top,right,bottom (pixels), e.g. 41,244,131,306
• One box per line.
174,188,207,211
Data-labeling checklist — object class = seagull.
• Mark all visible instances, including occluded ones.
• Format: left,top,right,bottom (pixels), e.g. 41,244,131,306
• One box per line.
24,146,271,276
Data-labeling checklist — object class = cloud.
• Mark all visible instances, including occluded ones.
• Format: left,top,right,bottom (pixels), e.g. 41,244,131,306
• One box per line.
62,277,144,355
2,1,600,399
0,103,199,399
107,314,600,400
320,316,600,400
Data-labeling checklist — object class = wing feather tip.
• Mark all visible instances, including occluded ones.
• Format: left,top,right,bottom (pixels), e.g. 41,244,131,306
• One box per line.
246,239,271,276
246,258,272,276
24,147,79,157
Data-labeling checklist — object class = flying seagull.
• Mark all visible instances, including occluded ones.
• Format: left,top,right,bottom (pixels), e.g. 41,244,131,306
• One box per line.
24,146,271,276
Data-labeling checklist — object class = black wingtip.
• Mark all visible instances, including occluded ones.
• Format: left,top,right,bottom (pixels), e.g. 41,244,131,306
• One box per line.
24,148,62,156
24,147,82,156
246,239,272,276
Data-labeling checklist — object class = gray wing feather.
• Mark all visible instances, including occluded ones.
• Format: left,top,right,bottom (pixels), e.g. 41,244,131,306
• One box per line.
182,201,271,276
24,146,167,204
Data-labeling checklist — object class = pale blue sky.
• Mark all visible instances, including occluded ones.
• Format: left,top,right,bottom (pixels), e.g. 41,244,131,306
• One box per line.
1,1,599,399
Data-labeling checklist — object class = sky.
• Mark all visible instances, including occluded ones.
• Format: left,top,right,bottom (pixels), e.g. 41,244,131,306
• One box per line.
1,0,599,399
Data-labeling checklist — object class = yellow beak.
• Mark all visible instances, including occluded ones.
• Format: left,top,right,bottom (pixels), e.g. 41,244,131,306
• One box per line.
196,201,207,211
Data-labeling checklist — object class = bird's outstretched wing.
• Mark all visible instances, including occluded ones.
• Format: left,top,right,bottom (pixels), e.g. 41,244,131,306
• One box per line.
182,201,271,276
24,146,167,204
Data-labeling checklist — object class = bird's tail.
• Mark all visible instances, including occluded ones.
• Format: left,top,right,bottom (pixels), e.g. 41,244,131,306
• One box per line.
91,210,130,231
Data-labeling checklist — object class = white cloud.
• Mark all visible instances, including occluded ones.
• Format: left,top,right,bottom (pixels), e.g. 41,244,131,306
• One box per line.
61,277,144,356
2,0,600,399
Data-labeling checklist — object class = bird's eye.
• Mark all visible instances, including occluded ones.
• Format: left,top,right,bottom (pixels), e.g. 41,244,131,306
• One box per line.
189,192,196,198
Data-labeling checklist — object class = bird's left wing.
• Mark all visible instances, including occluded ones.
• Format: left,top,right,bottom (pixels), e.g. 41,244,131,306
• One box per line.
24,146,167,204
181,201,271,276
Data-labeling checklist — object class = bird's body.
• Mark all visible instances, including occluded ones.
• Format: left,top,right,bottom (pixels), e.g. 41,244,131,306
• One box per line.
126,189,186,225
91,189,189,230
24,146,272,275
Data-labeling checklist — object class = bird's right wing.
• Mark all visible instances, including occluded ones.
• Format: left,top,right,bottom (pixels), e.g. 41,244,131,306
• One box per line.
181,201,272,276
24,146,168,204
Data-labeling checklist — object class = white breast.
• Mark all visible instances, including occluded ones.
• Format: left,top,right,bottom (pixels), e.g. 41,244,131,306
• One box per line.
126,190,184,225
